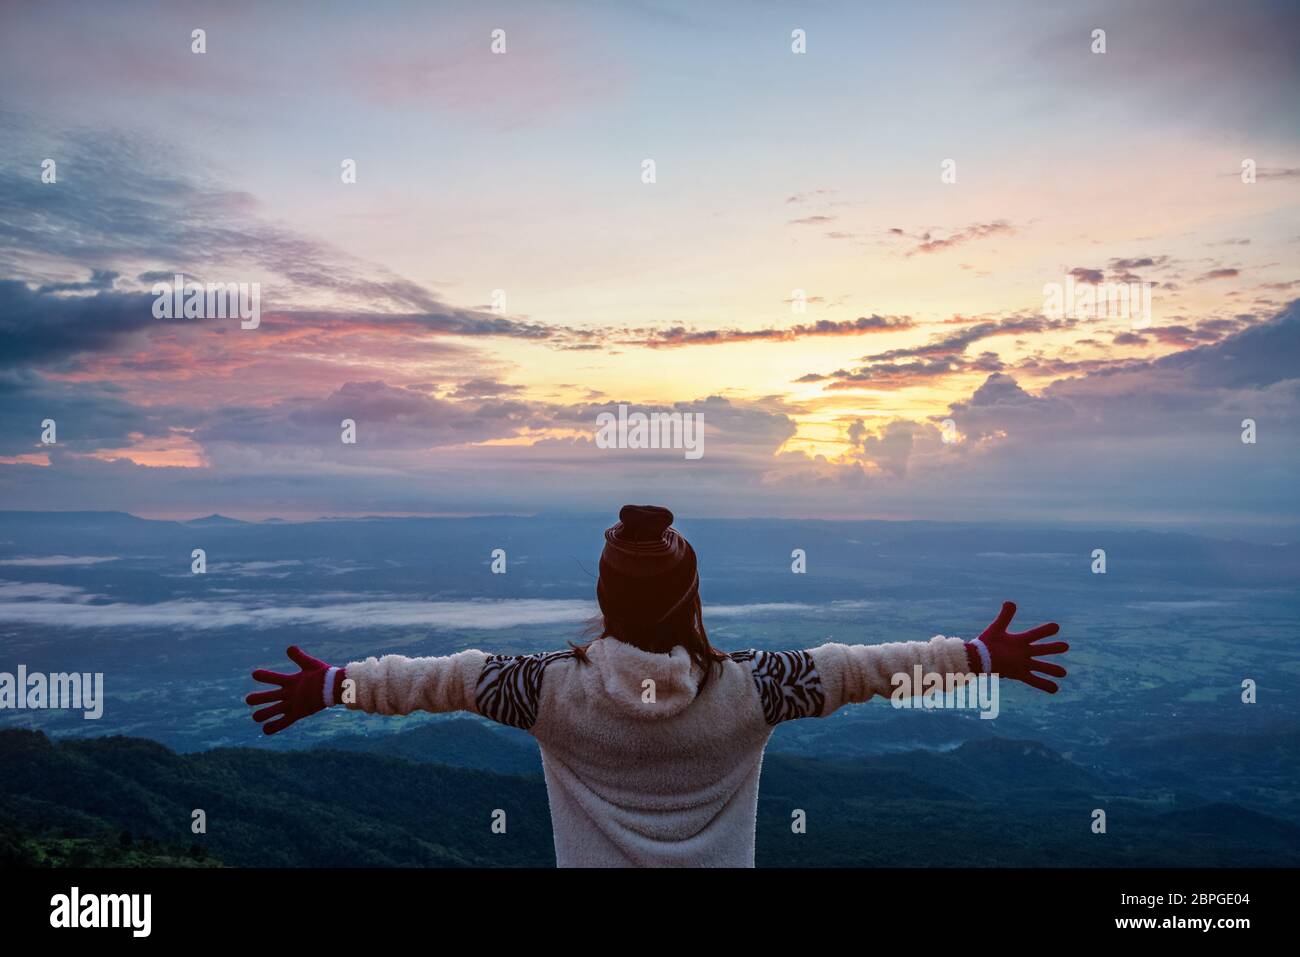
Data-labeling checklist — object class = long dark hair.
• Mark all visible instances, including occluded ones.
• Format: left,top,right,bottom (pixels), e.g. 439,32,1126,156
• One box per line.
569,592,729,690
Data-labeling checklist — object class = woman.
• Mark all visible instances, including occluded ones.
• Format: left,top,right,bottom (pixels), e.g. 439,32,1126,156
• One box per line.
245,504,1068,867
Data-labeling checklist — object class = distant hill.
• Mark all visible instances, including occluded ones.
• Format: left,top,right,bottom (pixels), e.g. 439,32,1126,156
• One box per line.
185,514,248,527
0,729,554,867
315,719,543,777
6,727,1298,868
0,510,153,525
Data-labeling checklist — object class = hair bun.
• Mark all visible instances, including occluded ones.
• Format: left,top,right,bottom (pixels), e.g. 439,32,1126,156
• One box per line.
617,504,674,542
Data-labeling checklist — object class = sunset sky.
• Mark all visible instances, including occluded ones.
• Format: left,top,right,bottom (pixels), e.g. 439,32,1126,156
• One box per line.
1,0,1297,526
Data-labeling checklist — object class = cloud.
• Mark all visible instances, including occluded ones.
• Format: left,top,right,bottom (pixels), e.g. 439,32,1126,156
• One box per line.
944,371,1074,437
918,302,1300,519
891,221,1014,256
845,419,922,477
0,584,828,631
1148,304,1300,389
817,352,1005,391
1,295,1295,523
35,269,120,294
797,315,1080,390
0,555,119,567
871,315,1081,361
628,315,914,348
1097,255,1177,284
449,378,525,399
276,307,556,341
0,368,183,457
0,391,806,518
350,18,625,121
785,190,836,204
1115,319,1248,349
1109,257,1164,271
1023,0,1300,135
193,380,540,451
0,589,597,631
0,581,87,601
738,301,1296,523
0,281,158,367
0,119,546,331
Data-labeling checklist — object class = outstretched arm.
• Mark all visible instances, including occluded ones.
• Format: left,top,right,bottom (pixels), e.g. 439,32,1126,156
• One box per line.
806,601,1067,717
245,645,488,735
342,648,487,716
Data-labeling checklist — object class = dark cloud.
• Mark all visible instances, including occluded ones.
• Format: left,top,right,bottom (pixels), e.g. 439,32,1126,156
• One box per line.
1152,305,1300,389
0,280,157,366
0,369,180,456
35,269,119,294
947,303,1300,445
0,280,559,373
193,380,539,451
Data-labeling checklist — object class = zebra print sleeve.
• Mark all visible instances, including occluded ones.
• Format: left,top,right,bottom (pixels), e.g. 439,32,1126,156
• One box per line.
475,650,576,731
730,649,826,725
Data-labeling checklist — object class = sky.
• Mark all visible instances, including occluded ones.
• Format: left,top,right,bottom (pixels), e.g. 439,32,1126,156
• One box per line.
0,0,1297,527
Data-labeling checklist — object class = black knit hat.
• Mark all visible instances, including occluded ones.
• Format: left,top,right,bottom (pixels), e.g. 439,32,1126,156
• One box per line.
597,505,699,627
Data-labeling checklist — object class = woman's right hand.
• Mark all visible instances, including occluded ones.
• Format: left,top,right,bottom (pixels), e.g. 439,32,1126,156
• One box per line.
245,645,344,735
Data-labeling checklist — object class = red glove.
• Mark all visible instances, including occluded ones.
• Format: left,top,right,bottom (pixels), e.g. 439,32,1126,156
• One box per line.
245,646,346,735
964,601,1067,693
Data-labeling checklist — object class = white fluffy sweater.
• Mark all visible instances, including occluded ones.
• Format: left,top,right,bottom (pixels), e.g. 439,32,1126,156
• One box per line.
343,634,970,867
